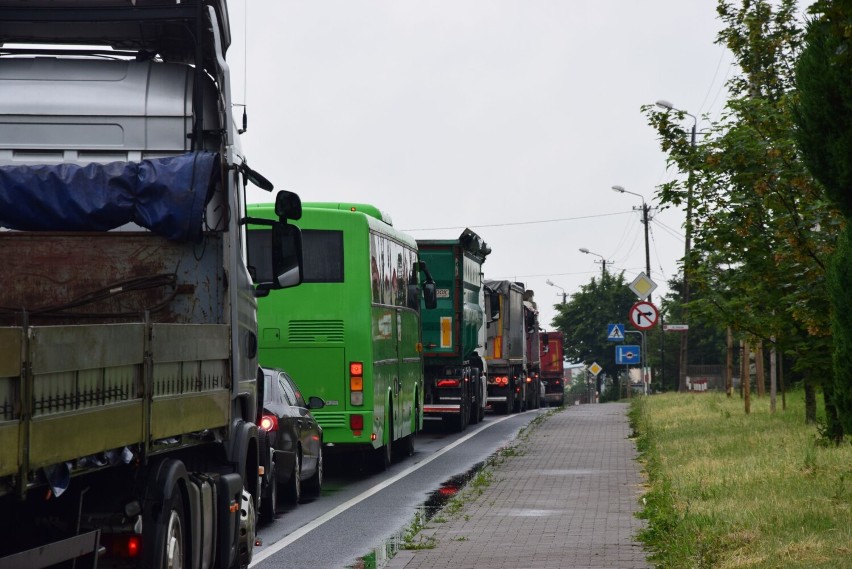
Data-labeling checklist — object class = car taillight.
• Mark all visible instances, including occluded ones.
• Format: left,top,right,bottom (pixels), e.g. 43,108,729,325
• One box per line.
525,376,532,383
494,376,508,387
350,361,364,406
260,415,278,432
437,379,460,388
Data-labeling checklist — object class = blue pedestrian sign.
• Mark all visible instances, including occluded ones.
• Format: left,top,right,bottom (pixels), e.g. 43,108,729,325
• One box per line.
615,344,641,365
607,323,625,342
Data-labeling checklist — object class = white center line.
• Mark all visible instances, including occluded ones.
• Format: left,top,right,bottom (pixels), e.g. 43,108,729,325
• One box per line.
249,414,515,566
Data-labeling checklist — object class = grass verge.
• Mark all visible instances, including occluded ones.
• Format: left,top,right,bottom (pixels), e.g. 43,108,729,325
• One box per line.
630,391,852,568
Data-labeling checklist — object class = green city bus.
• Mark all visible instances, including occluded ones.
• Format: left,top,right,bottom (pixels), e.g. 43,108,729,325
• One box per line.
246,202,435,468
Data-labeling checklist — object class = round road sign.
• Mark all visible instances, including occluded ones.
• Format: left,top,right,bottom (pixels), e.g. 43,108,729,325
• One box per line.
629,301,659,330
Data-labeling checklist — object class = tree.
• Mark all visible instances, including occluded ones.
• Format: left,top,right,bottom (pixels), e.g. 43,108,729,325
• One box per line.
794,0,852,436
552,271,637,399
643,0,843,434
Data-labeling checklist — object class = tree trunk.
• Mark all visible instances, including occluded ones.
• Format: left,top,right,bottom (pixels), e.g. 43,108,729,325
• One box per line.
726,327,734,398
780,352,786,411
805,378,816,424
769,338,777,413
742,340,751,414
755,342,765,397
823,383,845,444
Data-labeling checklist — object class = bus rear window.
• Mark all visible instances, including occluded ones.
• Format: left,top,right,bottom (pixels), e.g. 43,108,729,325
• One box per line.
302,229,344,283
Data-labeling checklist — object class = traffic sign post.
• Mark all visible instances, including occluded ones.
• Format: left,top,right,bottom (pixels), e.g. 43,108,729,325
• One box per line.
615,345,641,365
607,323,625,342
628,300,659,330
629,272,657,300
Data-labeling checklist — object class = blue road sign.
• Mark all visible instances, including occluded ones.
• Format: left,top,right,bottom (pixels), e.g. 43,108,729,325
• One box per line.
607,323,625,342
615,344,641,365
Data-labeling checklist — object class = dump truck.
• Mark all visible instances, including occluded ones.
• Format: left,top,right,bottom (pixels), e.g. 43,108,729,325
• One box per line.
418,230,491,431
522,291,542,410
0,2,302,567
540,331,565,406
483,280,533,414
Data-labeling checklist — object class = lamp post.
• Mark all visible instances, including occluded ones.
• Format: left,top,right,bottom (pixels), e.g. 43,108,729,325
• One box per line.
611,185,651,303
656,99,697,393
613,184,658,390
546,279,567,304
578,248,609,277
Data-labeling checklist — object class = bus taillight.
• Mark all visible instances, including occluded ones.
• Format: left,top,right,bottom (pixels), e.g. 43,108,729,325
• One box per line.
350,361,364,406
350,414,364,431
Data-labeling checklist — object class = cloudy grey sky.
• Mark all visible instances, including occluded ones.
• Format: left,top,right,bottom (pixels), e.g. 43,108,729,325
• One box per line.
226,1,807,329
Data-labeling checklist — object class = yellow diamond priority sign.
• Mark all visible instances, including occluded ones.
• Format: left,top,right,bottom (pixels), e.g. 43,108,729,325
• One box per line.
629,272,657,300
588,362,602,377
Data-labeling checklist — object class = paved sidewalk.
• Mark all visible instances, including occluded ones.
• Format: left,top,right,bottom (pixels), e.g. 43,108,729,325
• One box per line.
385,403,651,569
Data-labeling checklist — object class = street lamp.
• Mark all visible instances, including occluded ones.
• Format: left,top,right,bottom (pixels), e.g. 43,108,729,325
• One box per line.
578,248,609,277
546,279,567,304
655,99,698,393
611,185,652,302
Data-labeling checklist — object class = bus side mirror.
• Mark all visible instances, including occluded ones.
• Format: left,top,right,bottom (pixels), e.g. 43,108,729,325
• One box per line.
423,282,437,309
271,221,303,289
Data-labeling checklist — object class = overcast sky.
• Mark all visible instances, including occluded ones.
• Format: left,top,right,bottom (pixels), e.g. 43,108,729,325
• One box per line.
226,1,809,329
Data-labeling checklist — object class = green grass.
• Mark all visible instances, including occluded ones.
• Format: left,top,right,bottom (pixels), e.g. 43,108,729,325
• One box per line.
631,391,852,568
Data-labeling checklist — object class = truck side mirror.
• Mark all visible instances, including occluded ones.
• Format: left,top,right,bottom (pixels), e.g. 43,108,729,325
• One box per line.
269,221,302,289
275,190,302,221
541,333,550,345
423,282,437,310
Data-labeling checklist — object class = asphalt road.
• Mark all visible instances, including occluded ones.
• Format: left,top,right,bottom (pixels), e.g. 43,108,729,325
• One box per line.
250,409,545,569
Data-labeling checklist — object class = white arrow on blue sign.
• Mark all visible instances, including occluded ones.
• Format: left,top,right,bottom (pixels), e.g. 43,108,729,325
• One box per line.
607,324,625,342
615,344,641,365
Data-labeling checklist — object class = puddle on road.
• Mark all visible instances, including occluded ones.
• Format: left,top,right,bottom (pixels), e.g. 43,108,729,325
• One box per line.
347,460,486,569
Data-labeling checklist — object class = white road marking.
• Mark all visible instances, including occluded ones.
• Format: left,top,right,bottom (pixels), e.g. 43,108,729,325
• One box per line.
249,413,516,566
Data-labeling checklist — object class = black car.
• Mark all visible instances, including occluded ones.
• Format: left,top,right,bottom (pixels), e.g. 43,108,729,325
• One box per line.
258,367,324,522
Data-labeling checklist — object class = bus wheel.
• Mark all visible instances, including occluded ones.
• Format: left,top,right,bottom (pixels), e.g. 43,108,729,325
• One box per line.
373,441,392,471
393,434,414,458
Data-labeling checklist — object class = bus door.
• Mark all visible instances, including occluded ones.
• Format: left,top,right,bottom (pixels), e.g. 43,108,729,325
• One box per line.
397,307,421,438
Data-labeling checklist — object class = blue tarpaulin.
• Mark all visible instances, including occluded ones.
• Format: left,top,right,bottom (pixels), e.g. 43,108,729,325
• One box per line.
0,152,220,242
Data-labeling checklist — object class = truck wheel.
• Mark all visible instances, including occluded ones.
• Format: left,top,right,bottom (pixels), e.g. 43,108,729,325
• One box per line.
238,486,256,568
260,461,277,523
162,491,186,569
469,385,480,425
286,453,301,504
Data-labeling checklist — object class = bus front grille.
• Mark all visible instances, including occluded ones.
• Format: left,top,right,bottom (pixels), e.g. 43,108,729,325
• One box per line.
288,320,344,343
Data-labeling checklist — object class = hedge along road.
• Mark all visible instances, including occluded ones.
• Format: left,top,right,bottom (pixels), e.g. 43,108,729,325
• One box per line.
250,410,544,569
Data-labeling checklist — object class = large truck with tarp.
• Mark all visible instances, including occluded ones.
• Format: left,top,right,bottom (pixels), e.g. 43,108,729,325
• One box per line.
540,331,565,406
484,280,532,414
0,2,302,567
417,229,491,431
522,291,542,410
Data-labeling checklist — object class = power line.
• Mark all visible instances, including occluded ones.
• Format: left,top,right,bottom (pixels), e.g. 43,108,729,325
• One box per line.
403,210,633,232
